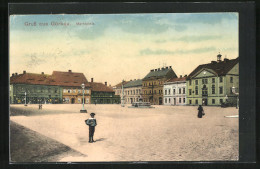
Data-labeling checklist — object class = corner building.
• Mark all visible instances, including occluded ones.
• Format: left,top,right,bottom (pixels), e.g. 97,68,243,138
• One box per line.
142,66,177,105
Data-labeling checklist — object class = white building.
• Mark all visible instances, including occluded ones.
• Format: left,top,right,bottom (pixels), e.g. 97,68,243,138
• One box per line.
163,76,187,106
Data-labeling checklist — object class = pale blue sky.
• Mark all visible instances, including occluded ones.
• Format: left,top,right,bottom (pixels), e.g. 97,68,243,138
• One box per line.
10,13,238,85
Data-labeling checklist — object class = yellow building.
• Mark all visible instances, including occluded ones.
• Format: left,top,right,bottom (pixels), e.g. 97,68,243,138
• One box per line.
142,66,177,105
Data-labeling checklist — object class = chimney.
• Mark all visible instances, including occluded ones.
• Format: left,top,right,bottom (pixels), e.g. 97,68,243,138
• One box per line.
169,66,172,69
224,58,229,62
91,78,93,82
134,79,136,81
68,70,72,73
158,68,160,71
180,75,182,78
155,69,157,71
23,70,26,74
217,53,222,62
184,75,187,77
12,73,14,77
151,69,154,72
105,82,107,86
15,73,18,76
130,79,132,81
166,66,168,69
41,72,44,75
211,61,217,64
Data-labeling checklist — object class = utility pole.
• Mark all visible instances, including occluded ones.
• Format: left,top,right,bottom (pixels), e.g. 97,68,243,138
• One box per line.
121,80,125,107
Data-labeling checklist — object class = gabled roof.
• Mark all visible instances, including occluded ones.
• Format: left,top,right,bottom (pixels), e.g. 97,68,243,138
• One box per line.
143,67,177,80
188,57,239,79
124,79,142,88
51,71,89,87
10,73,52,85
88,82,114,92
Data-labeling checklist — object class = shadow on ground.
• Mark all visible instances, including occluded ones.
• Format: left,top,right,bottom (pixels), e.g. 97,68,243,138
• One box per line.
10,121,86,162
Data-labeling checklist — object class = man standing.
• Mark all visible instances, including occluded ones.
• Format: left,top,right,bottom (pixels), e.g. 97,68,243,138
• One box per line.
85,113,97,143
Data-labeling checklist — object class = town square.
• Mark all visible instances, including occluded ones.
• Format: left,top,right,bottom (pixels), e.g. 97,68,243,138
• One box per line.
9,13,239,162
10,104,238,162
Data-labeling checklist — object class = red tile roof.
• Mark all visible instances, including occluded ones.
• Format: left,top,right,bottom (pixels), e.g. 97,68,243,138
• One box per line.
10,73,52,85
50,71,89,87
88,82,114,92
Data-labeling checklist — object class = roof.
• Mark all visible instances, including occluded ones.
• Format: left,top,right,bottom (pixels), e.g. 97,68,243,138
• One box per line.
143,67,177,80
165,77,187,83
124,79,142,88
10,73,52,85
88,82,114,92
188,57,239,79
51,71,89,87
114,81,129,88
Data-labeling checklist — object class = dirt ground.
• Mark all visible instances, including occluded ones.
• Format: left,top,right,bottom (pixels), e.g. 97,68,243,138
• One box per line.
10,104,239,162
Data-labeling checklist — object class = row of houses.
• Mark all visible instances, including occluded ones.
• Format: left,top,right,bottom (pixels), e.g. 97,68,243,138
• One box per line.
10,70,120,104
114,53,239,106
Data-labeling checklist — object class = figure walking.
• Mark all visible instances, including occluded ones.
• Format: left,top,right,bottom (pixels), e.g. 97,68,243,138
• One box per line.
85,113,97,143
197,105,205,118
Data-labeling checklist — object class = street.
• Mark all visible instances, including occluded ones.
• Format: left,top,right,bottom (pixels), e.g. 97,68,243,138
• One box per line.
10,104,238,162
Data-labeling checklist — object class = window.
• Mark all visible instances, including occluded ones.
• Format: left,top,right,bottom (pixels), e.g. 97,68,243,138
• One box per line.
212,99,215,104
165,98,167,103
230,77,233,83
195,80,198,85
150,90,152,94
136,89,138,94
183,88,185,94
78,98,81,103
212,85,215,94
128,91,129,95
195,100,198,105
179,88,181,94
131,90,132,95
173,89,176,95
202,79,208,84
73,89,76,93
195,86,198,95
168,89,171,95
189,100,192,104
48,88,51,93
219,87,223,94
165,90,167,95
169,98,171,103
189,89,192,95
183,98,185,103
220,77,223,83
189,80,191,85
78,90,81,93
179,98,181,103
159,90,161,94
55,89,57,93
63,89,66,93
68,89,71,93
212,78,215,83
220,99,223,103
154,90,156,94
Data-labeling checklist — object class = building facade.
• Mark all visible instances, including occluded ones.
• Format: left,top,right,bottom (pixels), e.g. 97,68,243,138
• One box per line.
51,70,91,104
10,71,63,104
163,76,187,106
89,79,120,104
122,79,142,104
186,54,239,106
142,66,178,105
113,80,129,104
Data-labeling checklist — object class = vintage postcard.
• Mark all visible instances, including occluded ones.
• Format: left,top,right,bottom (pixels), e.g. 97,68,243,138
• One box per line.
9,12,239,162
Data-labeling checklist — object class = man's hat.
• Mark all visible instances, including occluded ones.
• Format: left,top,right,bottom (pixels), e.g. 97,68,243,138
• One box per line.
90,112,95,116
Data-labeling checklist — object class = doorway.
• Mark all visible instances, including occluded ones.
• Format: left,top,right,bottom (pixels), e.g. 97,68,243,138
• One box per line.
202,98,208,106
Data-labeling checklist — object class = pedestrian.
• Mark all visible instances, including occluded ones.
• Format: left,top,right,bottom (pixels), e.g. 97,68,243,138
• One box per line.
197,105,205,118
85,113,97,143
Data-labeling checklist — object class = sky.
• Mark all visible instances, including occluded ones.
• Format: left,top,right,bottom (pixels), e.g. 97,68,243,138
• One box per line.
9,13,238,86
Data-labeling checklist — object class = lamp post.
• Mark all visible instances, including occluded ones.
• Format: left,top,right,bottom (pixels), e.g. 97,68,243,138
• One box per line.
232,86,239,109
24,92,27,106
80,83,87,113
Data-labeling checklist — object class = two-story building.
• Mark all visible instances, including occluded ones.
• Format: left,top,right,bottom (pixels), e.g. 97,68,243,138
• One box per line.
123,79,142,104
10,71,63,104
186,54,239,106
89,78,120,104
142,66,177,105
51,70,91,104
163,76,187,106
